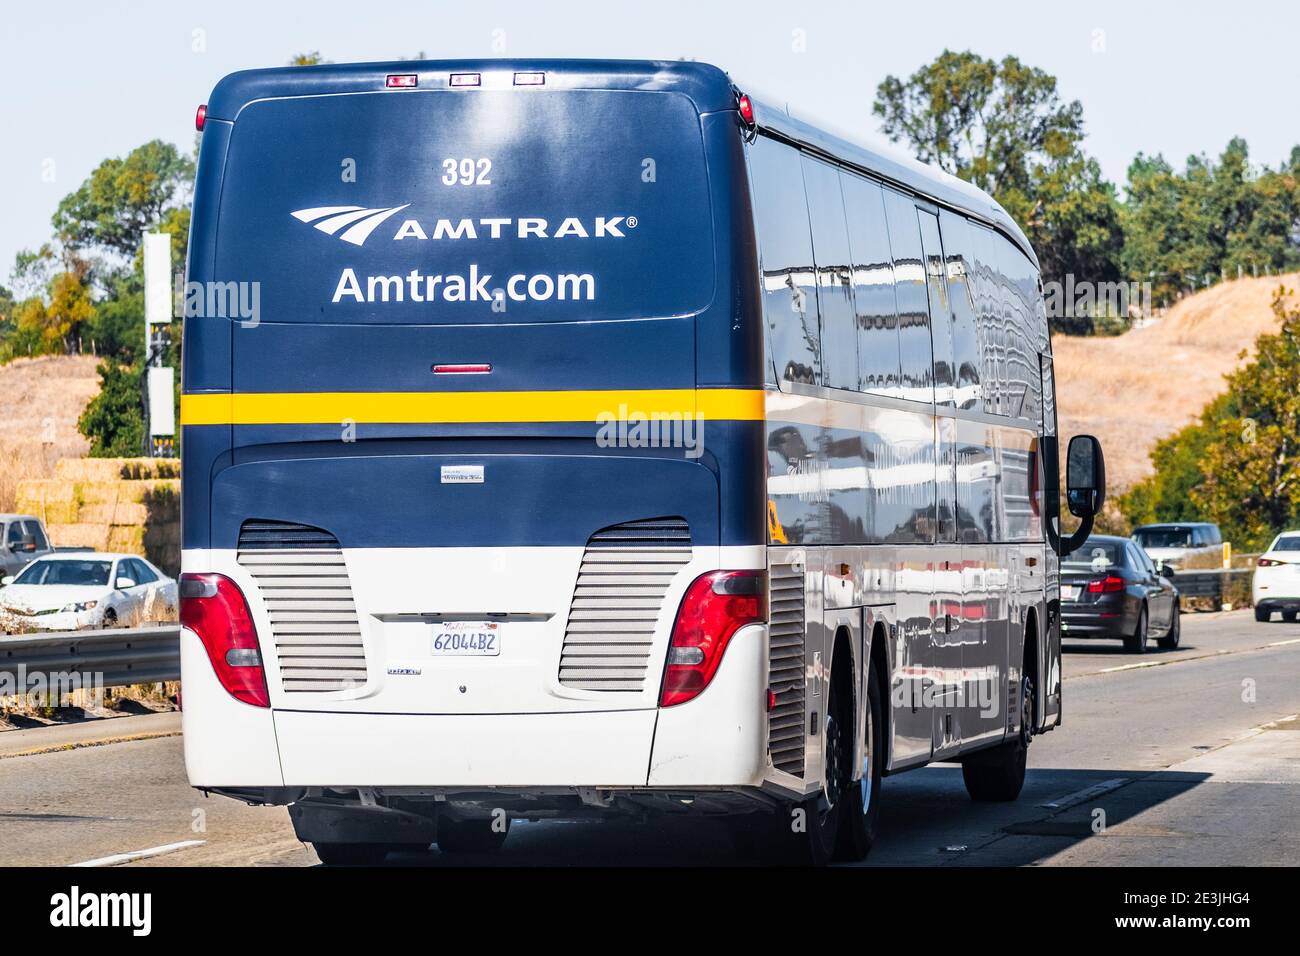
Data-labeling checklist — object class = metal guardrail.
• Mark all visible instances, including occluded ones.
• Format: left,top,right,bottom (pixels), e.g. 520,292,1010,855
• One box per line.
1175,567,1252,602
0,626,180,689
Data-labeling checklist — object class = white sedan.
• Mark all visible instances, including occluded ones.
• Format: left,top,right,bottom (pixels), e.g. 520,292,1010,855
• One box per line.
0,553,177,633
1252,532,1300,622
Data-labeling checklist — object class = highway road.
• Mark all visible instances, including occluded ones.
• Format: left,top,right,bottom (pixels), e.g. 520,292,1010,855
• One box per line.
2,609,1297,867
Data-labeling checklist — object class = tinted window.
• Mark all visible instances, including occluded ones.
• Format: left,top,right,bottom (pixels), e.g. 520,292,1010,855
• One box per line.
217,90,713,326
998,239,1043,422
5,523,22,545
802,157,857,390
1064,541,1120,568
1134,527,1194,549
1274,536,1300,551
939,211,981,411
750,137,820,386
881,189,932,402
128,559,157,584
840,174,900,397
917,209,955,407
970,224,1007,416
16,560,113,587
23,521,48,551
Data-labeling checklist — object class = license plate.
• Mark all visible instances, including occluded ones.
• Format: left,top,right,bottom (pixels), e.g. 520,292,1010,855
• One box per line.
1062,585,1079,601
431,621,501,656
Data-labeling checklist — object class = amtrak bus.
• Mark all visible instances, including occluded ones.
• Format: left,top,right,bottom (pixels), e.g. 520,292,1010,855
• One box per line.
179,59,1104,864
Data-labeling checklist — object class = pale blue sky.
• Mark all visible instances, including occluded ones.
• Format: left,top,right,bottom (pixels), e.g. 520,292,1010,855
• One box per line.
2,0,1296,281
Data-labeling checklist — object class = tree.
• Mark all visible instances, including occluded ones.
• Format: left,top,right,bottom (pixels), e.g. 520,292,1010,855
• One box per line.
77,360,144,457
51,140,194,269
1123,139,1300,304
288,51,327,66
873,50,1122,313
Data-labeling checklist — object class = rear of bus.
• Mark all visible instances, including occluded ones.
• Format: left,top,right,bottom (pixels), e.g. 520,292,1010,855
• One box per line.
178,61,773,824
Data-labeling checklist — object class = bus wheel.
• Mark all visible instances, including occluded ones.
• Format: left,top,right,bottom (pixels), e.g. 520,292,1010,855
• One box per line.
835,661,883,861
436,815,510,854
961,673,1032,802
312,842,389,866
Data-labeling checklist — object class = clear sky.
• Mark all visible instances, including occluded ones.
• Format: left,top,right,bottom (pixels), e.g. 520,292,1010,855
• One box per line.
2,0,1296,281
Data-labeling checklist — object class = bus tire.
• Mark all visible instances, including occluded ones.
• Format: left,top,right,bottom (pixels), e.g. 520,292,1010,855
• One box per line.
835,659,883,861
312,842,389,866
961,672,1033,803
436,815,510,854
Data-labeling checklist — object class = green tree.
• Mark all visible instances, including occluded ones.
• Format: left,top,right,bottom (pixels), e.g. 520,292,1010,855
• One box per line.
77,360,145,457
873,50,1123,316
51,140,194,268
1122,139,1300,304
288,51,327,66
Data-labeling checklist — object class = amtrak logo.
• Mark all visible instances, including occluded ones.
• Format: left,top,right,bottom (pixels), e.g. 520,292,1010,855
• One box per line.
291,205,636,247
290,205,412,246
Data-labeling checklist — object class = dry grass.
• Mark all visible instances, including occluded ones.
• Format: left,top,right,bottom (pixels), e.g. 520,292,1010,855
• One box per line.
1053,275,1300,493
0,355,100,512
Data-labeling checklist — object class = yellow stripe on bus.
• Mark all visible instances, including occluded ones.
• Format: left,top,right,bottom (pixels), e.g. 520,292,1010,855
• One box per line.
180,389,766,426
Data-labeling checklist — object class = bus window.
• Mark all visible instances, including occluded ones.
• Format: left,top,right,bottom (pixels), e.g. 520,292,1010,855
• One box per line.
881,188,933,403
802,157,858,391
939,211,982,411
749,136,821,387
917,209,955,408
970,223,1008,417
998,238,1042,422
840,173,900,398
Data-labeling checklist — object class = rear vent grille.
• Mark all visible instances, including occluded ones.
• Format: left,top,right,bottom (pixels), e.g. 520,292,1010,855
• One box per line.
558,517,692,693
767,562,806,776
236,520,368,694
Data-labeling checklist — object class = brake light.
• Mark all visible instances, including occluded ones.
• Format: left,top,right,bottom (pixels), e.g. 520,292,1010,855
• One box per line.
660,570,766,707
1257,558,1282,567
386,74,418,89
1086,574,1125,594
195,103,207,131
180,573,269,707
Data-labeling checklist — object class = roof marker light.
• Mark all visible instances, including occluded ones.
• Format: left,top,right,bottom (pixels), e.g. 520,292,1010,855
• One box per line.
195,103,207,131
737,93,755,127
450,72,481,88
513,71,545,86
386,74,418,89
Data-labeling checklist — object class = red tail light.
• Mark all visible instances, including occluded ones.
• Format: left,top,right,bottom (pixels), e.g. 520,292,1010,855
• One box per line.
195,103,207,131
1086,574,1125,594
1257,558,1282,567
737,92,755,127
180,573,269,707
660,570,766,707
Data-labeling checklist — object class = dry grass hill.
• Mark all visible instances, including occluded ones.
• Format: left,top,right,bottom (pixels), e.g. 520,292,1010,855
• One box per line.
0,355,100,513
1053,274,1300,494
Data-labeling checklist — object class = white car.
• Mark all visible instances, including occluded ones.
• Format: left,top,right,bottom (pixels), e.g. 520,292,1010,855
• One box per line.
0,553,177,633
1252,532,1300,622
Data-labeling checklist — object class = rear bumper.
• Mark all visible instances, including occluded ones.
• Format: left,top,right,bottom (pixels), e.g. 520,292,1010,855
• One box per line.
182,623,769,791
1059,606,1132,639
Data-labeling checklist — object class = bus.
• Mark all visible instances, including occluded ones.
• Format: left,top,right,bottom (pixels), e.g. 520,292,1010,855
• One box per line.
179,58,1104,864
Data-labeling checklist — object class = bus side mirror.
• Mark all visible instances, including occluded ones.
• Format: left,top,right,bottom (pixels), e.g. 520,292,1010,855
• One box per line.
1065,435,1105,519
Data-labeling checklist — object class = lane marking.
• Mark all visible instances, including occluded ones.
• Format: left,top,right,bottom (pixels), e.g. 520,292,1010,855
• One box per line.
1039,778,1130,810
71,840,205,868
1078,636,1300,679
1097,661,1162,673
